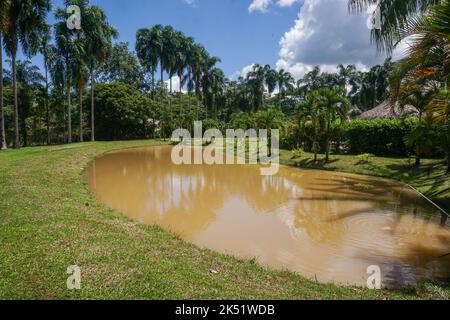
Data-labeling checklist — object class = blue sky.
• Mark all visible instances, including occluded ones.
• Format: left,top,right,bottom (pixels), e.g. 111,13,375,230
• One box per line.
12,0,395,80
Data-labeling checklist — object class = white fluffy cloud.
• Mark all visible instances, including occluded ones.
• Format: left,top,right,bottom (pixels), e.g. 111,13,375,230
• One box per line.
248,0,300,13
165,76,186,93
276,0,392,79
248,0,272,13
277,0,300,7
230,64,256,80
183,0,196,6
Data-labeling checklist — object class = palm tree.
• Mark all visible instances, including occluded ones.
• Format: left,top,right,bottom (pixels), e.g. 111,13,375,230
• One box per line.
83,4,117,141
210,67,225,119
428,88,450,173
184,36,196,113
316,88,349,162
265,68,278,98
247,64,269,111
38,24,52,144
2,0,51,148
191,44,206,120
149,25,164,85
55,9,78,143
394,0,450,171
201,54,221,119
73,39,88,142
337,64,356,89
172,31,187,114
0,1,7,149
348,0,440,52
162,26,177,112
276,69,294,96
297,91,323,162
136,28,159,94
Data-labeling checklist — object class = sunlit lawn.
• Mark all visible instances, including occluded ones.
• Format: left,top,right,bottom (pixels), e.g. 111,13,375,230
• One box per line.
280,151,450,212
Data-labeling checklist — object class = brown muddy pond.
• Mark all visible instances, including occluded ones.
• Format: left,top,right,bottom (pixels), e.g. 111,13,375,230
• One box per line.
87,146,450,287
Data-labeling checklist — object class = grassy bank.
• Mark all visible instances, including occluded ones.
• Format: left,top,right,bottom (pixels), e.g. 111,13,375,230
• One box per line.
280,151,450,212
0,140,448,300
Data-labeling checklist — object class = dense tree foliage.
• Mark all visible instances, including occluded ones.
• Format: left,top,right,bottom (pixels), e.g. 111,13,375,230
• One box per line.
0,0,448,173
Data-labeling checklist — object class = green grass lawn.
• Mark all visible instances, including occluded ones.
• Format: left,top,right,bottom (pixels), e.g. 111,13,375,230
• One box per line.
0,140,448,300
280,151,450,212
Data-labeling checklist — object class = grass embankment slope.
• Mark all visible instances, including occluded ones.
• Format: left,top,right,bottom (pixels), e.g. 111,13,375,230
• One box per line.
280,151,450,212
0,140,448,299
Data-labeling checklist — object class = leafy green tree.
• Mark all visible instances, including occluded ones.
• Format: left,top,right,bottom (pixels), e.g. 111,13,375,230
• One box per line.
2,0,51,148
93,82,157,140
255,107,285,156
99,42,144,86
5,59,44,146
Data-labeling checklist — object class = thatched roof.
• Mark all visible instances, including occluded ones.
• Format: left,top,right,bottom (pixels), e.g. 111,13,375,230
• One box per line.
358,100,419,120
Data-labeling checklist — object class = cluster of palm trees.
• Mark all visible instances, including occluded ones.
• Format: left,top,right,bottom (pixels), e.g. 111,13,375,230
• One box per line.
0,0,116,149
350,0,449,171
245,64,294,111
298,88,350,162
0,0,51,149
207,65,295,116
294,62,391,112
135,25,224,119
135,28,299,120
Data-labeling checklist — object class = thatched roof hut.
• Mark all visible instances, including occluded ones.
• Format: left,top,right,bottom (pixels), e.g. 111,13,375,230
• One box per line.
358,100,419,120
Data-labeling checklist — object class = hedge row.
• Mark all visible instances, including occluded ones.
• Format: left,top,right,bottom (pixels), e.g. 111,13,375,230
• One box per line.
343,118,418,156
282,118,421,156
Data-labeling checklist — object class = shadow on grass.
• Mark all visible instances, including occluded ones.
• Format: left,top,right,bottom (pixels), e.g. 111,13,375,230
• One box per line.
292,158,339,170
385,161,450,212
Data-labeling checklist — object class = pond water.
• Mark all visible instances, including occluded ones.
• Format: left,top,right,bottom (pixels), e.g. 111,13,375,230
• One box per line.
87,146,450,287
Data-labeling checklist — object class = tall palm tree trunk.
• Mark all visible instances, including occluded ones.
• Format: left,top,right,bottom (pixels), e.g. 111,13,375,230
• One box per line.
325,124,330,162
169,76,172,112
79,88,83,142
90,66,95,142
44,55,50,145
0,34,6,150
196,95,200,121
67,72,72,144
152,68,155,96
179,74,182,115
188,71,192,112
12,50,20,149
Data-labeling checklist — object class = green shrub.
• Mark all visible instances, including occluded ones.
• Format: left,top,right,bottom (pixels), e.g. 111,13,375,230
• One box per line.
94,82,157,140
355,153,372,164
291,148,303,159
343,118,417,156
